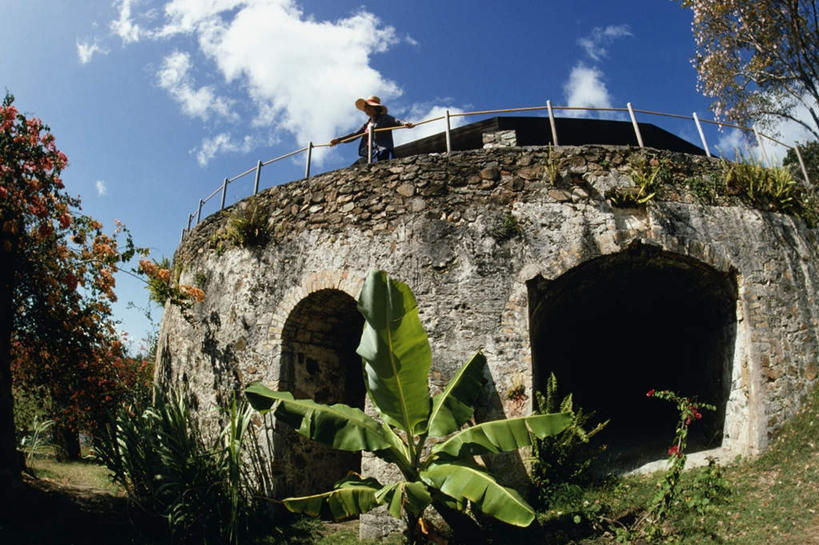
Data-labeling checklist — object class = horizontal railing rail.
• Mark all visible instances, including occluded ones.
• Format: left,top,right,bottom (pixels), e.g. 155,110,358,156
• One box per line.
180,101,814,240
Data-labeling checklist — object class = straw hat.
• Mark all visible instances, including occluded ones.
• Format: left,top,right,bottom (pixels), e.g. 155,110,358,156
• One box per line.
355,96,387,114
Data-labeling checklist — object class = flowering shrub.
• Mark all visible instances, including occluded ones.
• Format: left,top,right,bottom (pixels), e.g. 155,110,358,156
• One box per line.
634,389,717,542
138,257,204,309
1,92,151,460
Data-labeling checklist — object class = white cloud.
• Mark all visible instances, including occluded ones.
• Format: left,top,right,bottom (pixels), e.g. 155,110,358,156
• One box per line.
157,51,235,121
194,132,255,166
394,102,467,146
76,40,107,64
714,99,816,164
132,0,402,164
111,0,142,44
577,25,632,62
96,180,108,196
563,64,613,117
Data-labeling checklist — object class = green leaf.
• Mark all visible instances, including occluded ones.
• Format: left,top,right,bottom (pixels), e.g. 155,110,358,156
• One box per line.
427,351,487,437
244,383,395,453
421,461,535,527
375,481,432,519
356,270,432,436
431,413,572,459
282,475,382,521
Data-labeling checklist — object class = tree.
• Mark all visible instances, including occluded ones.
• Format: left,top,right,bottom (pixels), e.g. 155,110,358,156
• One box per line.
784,140,819,184
0,93,145,493
676,0,819,139
247,270,572,544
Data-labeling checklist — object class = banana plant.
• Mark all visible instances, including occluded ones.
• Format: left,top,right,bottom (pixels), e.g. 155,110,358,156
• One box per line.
246,270,571,540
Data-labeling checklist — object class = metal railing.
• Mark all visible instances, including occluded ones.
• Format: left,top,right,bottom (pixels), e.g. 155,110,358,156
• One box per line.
180,101,814,240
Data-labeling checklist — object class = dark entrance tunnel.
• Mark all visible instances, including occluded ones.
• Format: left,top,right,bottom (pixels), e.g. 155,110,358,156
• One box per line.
528,245,737,470
277,289,365,496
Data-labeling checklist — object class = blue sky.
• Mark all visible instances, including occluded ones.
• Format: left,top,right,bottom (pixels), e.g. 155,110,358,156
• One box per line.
2,0,813,351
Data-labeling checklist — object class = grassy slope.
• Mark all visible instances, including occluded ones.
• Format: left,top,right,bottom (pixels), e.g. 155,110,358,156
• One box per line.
573,384,819,544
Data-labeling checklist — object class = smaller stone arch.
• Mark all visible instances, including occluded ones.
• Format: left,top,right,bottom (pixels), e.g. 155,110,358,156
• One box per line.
268,273,367,497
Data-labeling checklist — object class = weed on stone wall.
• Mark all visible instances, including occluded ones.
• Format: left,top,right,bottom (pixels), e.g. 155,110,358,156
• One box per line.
210,201,272,253
608,155,669,208
492,212,524,242
686,173,726,206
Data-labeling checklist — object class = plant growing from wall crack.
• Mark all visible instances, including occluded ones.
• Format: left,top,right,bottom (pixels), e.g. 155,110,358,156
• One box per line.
246,270,572,544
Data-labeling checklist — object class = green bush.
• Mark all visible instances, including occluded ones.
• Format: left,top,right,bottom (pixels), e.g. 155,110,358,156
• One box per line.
93,387,283,544
531,373,608,511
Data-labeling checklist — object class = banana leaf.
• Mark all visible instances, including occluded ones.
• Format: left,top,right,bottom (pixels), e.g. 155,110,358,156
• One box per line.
356,270,431,436
421,461,535,527
375,481,432,519
244,383,395,453
430,413,572,459
426,351,487,437
282,475,382,521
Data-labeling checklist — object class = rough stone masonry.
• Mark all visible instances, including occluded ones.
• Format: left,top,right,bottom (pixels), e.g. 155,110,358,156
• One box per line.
156,144,819,538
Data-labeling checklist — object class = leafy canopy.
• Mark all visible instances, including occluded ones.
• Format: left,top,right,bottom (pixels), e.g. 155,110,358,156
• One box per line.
247,270,571,537
675,0,819,139
1,93,149,463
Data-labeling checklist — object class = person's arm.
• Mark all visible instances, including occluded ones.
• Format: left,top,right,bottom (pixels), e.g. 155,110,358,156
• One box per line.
329,122,367,146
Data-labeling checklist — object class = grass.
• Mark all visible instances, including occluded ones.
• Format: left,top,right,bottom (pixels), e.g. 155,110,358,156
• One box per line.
563,383,819,544
27,455,123,495
8,384,819,544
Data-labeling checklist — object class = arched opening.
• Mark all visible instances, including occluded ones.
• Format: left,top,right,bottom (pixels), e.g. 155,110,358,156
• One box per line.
275,289,366,496
528,243,737,471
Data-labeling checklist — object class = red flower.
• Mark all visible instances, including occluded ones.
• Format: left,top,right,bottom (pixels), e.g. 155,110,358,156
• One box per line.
646,389,656,397
668,444,681,457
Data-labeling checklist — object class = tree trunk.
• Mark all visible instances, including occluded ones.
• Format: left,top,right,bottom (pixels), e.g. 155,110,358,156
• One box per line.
55,421,81,461
0,260,21,501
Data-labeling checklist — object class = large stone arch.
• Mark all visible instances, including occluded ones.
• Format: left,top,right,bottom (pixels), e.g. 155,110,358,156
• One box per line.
527,241,739,470
270,284,366,497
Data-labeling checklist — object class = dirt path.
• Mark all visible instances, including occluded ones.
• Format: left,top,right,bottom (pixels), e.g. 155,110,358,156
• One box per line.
0,475,157,545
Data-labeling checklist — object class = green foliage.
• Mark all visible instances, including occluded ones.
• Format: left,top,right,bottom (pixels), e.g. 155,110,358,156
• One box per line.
19,416,53,465
686,173,725,205
246,270,572,543
12,384,53,447
784,140,819,185
93,386,283,544
723,157,799,213
683,457,730,516
492,212,524,242
211,202,271,253
630,389,719,543
531,373,608,511
609,156,667,207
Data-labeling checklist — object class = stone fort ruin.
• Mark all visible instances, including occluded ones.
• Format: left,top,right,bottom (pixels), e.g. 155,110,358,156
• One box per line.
155,118,819,536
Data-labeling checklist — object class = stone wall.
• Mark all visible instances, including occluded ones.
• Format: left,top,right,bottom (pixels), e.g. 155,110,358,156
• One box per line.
158,144,819,537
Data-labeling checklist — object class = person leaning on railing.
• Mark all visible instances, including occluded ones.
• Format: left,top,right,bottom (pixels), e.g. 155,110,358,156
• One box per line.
329,96,414,163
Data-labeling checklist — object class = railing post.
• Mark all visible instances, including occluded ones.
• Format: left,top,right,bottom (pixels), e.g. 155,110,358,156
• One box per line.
367,122,373,164
445,109,452,154
220,178,229,210
753,127,772,167
692,112,711,157
626,102,644,148
253,160,262,195
196,200,203,225
305,141,313,178
546,99,559,146
794,142,811,185
180,228,186,242
187,213,193,232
